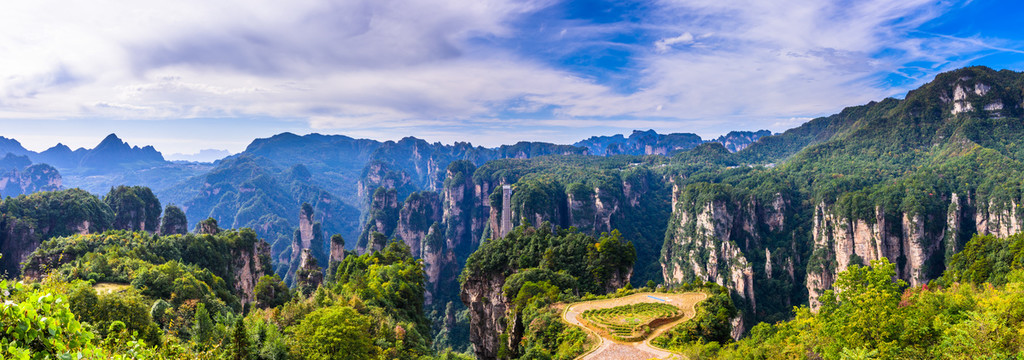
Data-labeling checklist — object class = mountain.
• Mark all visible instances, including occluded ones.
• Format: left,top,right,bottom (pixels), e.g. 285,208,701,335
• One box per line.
660,66,1024,331
166,149,232,162
32,133,166,174
713,130,773,152
574,129,771,156
438,66,1024,357
0,133,211,195
0,137,32,157
0,153,62,198
3,66,1024,359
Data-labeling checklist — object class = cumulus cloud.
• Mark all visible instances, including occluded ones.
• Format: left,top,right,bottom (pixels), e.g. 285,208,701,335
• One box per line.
0,0,1019,151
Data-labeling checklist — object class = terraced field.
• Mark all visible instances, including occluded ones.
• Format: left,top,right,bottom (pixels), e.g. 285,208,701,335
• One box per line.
562,292,707,360
580,303,681,341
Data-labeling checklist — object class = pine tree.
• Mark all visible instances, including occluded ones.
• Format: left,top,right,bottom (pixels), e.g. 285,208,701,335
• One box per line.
233,317,250,360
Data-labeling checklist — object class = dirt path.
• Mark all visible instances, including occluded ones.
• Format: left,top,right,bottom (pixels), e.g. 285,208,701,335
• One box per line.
563,292,707,360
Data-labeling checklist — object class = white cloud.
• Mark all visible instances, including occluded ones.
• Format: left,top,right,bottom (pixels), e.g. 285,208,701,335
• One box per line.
655,32,695,52
0,0,1017,151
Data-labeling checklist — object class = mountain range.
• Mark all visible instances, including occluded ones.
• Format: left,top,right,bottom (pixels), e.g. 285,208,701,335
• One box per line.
0,127,769,277
4,65,1023,357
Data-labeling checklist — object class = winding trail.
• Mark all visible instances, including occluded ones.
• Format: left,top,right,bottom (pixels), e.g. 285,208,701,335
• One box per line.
562,292,707,360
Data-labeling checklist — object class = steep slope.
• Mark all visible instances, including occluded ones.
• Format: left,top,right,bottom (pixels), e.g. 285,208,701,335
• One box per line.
660,66,1024,331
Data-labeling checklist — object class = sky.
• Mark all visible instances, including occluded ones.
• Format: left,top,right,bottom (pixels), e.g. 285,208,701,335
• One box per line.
1,0,1023,159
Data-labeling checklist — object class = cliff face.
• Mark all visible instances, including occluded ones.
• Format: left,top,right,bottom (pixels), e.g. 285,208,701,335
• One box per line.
661,198,759,310
356,187,400,254
0,189,112,277
329,234,346,267
807,192,1021,309
231,239,272,304
394,191,443,258
285,204,325,285
660,185,799,335
460,273,509,360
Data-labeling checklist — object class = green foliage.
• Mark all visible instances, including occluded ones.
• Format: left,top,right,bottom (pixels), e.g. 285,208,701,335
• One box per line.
159,204,188,235
0,279,100,359
943,232,1024,286
463,224,633,358
24,229,264,307
507,280,593,360
232,317,250,360
287,306,375,359
704,244,1024,359
193,303,214,345
463,224,635,296
294,255,324,297
104,185,161,232
254,274,291,309
472,156,672,285
653,288,736,348
0,188,114,275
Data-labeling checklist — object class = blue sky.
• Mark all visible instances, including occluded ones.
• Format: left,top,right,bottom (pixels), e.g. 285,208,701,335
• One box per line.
0,0,1022,159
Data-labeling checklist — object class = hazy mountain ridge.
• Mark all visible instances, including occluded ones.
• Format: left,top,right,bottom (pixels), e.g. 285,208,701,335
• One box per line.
574,129,771,156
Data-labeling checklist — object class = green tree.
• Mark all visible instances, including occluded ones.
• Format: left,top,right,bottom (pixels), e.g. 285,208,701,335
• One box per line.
254,274,291,309
233,317,251,360
1,278,101,359
288,306,375,359
818,258,906,358
193,303,213,345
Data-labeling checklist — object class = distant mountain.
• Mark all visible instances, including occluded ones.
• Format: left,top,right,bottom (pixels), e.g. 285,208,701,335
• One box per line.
0,154,61,198
574,129,771,156
166,149,232,162
0,137,32,157
34,134,165,174
164,132,589,274
713,130,773,152
0,134,210,195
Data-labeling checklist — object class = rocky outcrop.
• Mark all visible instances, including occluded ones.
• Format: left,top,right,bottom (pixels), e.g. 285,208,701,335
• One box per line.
660,185,799,335
661,198,759,311
394,191,442,257
294,248,324,294
460,273,509,360
711,130,773,152
605,266,632,293
231,239,272,304
329,234,345,267
285,204,325,285
807,192,1024,309
159,205,188,235
356,187,400,253
1,189,112,277
104,185,161,233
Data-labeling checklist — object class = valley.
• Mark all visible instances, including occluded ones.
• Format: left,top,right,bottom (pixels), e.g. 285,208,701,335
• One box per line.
2,66,1024,358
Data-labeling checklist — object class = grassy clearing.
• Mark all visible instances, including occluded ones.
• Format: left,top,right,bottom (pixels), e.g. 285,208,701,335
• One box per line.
93,282,130,294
